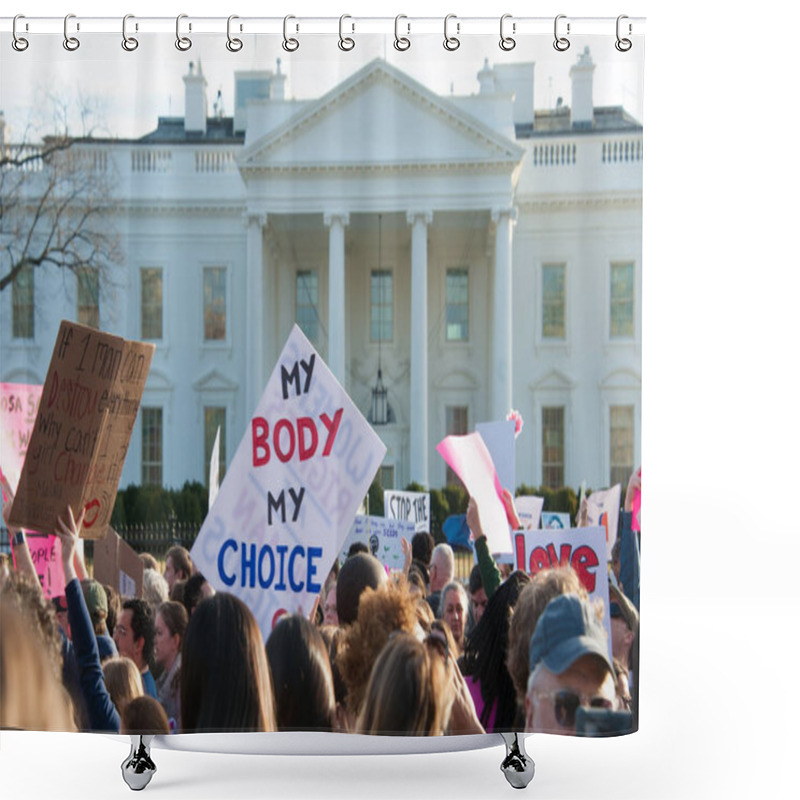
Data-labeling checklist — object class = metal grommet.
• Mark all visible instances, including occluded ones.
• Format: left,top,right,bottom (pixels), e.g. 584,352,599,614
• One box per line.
615,15,632,52
499,13,515,51
122,14,139,51
63,13,80,51
176,14,192,51
444,14,460,51
553,14,570,52
282,15,299,52
226,15,243,52
394,14,410,51
12,14,29,52
338,14,355,51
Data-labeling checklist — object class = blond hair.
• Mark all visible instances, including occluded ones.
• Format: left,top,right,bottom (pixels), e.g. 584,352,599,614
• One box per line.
103,656,144,716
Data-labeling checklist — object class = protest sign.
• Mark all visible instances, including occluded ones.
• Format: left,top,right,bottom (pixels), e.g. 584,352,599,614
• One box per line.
436,433,511,555
585,484,622,559
0,383,43,490
475,420,516,494
13,533,64,599
93,527,144,599
208,426,221,512
541,511,571,530
8,321,154,539
515,495,544,530
513,525,612,659
384,489,430,533
631,468,641,532
190,325,386,642
339,515,414,570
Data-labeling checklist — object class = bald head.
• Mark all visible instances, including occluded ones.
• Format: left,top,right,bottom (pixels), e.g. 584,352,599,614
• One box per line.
336,553,387,626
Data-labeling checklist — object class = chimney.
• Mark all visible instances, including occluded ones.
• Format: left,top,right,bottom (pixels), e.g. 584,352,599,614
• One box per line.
477,58,495,94
569,46,595,130
183,60,208,135
271,58,287,100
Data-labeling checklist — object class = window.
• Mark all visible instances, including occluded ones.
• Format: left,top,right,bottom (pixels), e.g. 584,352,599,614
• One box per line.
370,270,393,342
12,266,34,339
203,267,226,341
77,268,99,328
542,406,565,489
446,269,469,341
610,262,634,338
542,263,566,339
379,465,395,491
204,406,226,485
296,270,319,341
445,405,468,486
141,268,163,340
141,407,163,486
610,405,635,487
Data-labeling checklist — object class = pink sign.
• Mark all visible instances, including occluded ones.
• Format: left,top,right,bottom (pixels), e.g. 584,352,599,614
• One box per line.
10,534,65,599
631,469,641,532
436,432,511,554
0,382,43,489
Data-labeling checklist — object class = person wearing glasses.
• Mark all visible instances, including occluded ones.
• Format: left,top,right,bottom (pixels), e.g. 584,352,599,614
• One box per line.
524,593,617,736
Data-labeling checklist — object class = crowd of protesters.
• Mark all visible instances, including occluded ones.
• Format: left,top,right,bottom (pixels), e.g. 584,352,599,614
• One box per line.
0,468,640,738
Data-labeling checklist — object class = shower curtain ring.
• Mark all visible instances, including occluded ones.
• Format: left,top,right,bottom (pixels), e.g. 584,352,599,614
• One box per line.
444,14,460,51
615,15,632,52
553,14,570,51
12,15,29,51
499,14,516,51
176,14,192,51
283,15,299,52
122,15,139,51
63,14,80,51
394,15,410,51
338,15,355,51
226,15,243,52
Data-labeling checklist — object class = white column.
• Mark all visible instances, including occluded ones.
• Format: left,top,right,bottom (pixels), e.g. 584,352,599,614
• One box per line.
491,206,517,421
324,211,349,385
408,210,433,487
246,212,267,412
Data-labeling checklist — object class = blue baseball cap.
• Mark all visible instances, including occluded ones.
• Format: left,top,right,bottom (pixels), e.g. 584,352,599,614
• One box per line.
529,594,612,676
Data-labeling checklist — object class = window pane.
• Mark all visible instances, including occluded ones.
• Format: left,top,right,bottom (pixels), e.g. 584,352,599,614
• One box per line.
204,406,226,485
445,406,468,486
542,406,565,489
610,405,634,486
203,267,226,341
12,266,34,339
370,270,392,342
296,271,319,341
610,263,634,338
379,465,395,490
77,268,99,329
446,269,469,341
141,407,163,487
141,268,163,340
542,263,565,339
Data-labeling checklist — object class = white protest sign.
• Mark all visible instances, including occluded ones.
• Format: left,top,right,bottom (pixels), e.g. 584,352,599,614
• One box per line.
513,526,612,661
384,490,430,533
208,426,221,512
339,515,414,571
515,495,544,530
475,420,516,493
190,325,387,642
584,484,621,559
541,511,571,530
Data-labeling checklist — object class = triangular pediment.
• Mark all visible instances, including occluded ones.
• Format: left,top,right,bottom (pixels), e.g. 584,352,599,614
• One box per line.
531,369,574,392
239,59,524,172
193,369,238,393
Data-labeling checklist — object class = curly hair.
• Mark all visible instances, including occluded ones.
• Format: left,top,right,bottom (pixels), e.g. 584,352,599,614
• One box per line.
336,579,419,718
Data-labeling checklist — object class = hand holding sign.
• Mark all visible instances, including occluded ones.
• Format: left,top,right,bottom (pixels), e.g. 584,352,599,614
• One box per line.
55,505,85,584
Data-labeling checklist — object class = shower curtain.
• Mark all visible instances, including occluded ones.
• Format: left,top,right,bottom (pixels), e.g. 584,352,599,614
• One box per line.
0,16,644,739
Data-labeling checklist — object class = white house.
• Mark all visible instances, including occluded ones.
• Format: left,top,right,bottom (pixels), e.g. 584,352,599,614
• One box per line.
1,47,642,494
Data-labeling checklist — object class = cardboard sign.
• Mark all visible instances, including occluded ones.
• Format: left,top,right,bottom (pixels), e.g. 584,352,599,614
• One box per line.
436,433,511,555
515,495,544,530
339,515,414,570
190,325,387,642
475,420,516,494
8,321,154,539
513,526,612,660
541,511,571,530
585,484,622,559
92,526,145,598
383,490,430,533
0,383,43,490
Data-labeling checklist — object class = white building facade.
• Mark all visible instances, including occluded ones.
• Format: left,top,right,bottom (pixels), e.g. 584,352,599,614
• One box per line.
1,50,642,493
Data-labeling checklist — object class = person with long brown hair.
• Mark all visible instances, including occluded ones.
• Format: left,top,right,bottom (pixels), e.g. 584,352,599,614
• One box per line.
154,600,188,731
103,656,144,718
180,593,276,732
